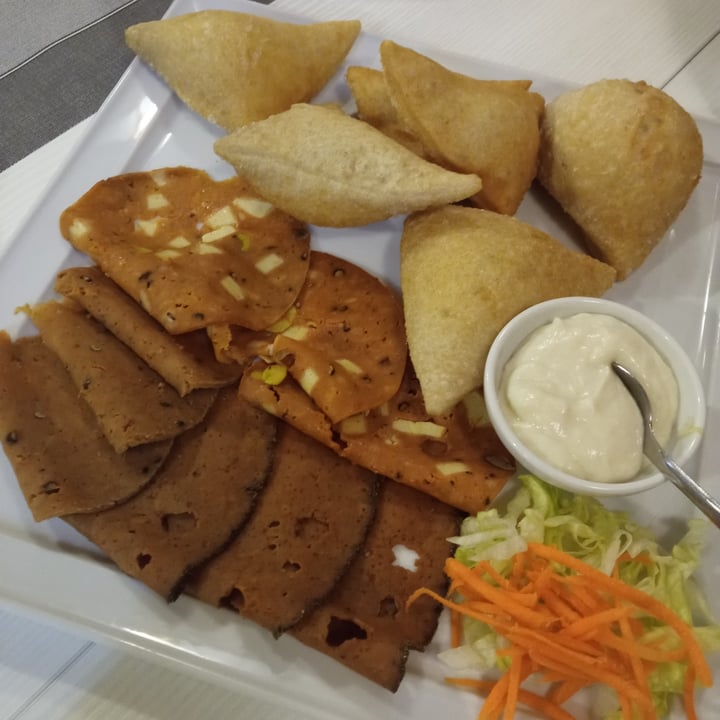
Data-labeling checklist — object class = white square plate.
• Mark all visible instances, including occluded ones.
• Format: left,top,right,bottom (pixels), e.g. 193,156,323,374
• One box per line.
0,1,718,718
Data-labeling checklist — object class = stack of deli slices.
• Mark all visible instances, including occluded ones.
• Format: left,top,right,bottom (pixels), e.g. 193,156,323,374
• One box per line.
0,332,172,521
57,166,517,513
0,166,473,693
0,274,460,692
54,266,243,395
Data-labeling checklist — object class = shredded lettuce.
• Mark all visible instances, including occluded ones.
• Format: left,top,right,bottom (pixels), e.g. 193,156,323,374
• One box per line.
447,474,720,718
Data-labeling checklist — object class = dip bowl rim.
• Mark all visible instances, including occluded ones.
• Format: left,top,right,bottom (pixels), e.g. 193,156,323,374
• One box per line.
483,296,707,497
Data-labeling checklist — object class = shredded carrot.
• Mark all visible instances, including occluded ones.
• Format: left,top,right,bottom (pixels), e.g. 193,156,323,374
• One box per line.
445,559,553,629
596,628,686,663
563,606,633,638
473,560,514,589
683,666,698,720
618,610,647,693
446,677,576,720
450,607,463,649
527,543,712,687
410,543,714,720
503,649,525,720
546,677,588,705
479,670,511,720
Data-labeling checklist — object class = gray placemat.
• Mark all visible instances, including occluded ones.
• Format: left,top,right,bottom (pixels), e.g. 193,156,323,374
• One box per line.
0,0,173,171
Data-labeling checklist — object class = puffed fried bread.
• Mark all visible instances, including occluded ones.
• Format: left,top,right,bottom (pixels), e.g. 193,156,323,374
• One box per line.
379,40,544,215
400,206,616,416
538,79,703,279
125,11,361,131
214,103,483,227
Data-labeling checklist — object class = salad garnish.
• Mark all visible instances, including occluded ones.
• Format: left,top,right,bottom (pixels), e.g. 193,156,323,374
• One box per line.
409,475,720,719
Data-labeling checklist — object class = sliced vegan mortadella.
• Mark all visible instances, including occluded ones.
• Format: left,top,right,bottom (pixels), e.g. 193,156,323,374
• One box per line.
0,333,171,522
291,479,461,691
239,359,515,514
59,167,311,334
205,323,274,366
271,251,407,423
65,388,277,601
186,423,379,634
55,266,243,396
28,300,217,454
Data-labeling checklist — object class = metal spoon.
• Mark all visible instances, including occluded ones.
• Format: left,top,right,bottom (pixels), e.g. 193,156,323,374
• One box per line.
611,362,720,527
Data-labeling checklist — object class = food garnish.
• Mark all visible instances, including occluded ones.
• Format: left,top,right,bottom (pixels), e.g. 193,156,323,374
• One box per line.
411,476,720,719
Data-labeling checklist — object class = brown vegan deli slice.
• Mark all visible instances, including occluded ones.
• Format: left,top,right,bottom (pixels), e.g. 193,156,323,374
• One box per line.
291,480,461,691
187,423,379,634
271,251,407,423
55,266,242,395
0,333,170,522
240,360,514,514
28,300,217,453
59,166,311,334
65,388,277,601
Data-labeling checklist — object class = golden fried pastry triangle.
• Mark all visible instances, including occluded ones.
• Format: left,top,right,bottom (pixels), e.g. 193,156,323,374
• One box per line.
400,206,616,416
125,11,361,131
346,66,426,156
538,79,703,279
214,103,482,227
379,40,544,215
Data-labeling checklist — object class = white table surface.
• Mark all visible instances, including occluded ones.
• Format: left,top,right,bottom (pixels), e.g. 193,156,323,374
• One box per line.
1,1,719,718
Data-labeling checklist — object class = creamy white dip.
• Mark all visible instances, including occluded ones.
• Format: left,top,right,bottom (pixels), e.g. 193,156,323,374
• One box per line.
499,313,678,483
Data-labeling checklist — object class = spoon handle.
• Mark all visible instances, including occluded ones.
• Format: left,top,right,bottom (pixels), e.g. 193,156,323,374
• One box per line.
644,434,720,528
